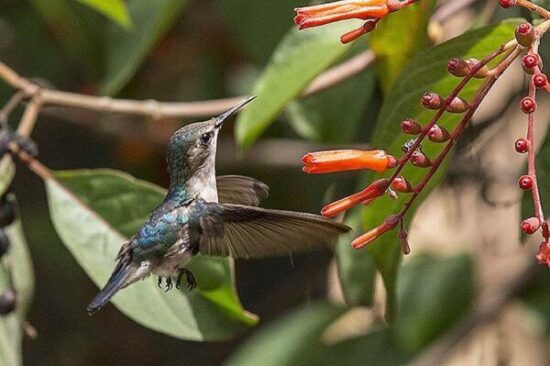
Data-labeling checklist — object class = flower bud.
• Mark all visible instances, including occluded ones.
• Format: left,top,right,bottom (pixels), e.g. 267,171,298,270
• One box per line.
321,179,389,217
0,289,16,315
536,241,550,268
447,58,470,77
351,214,400,249
521,217,541,234
522,54,540,74
399,225,410,255
514,138,530,153
446,96,469,113
340,19,378,44
400,118,422,135
515,23,534,47
533,74,548,89
518,175,533,190
499,0,516,8
465,59,489,78
520,96,537,114
422,92,444,109
391,176,413,192
302,149,396,174
411,151,432,168
0,230,10,258
427,124,451,142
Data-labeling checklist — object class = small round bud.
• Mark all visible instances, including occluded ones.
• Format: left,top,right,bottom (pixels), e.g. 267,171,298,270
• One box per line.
522,54,539,74
446,96,469,113
515,23,534,47
465,59,489,78
422,92,444,109
514,138,530,153
521,217,541,234
518,175,534,190
0,289,16,315
411,151,432,168
520,96,537,114
533,74,548,89
391,176,412,192
499,0,516,8
400,118,422,135
0,230,10,258
447,58,470,77
427,124,451,142
0,196,16,228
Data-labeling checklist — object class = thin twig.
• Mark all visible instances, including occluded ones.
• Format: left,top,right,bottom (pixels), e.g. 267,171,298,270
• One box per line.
0,50,375,120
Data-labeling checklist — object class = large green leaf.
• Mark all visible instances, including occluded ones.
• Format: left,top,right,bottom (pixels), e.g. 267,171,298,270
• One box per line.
45,169,257,341
335,210,377,307
362,20,521,320
370,0,436,92
225,302,345,366
235,22,361,149
100,0,187,95
287,59,375,143
73,0,131,29
0,217,35,366
396,254,475,353
0,156,14,197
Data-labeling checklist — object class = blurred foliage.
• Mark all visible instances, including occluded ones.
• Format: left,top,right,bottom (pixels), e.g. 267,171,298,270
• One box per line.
46,170,256,340
0,217,34,366
0,0,547,365
364,20,521,321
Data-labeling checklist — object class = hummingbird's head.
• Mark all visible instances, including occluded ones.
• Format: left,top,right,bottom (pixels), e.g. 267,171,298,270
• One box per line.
166,96,255,181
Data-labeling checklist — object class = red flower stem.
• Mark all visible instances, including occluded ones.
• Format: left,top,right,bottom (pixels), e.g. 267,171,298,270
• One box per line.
398,47,522,220
526,38,548,240
386,43,513,188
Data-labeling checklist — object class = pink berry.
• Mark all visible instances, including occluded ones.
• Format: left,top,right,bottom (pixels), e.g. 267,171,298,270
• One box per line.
521,217,541,234
499,0,516,8
514,138,530,153
518,175,533,190
523,54,539,70
533,74,548,89
520,97,537,114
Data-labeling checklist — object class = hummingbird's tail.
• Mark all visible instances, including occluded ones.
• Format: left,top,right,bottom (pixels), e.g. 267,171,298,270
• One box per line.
87,264,137,315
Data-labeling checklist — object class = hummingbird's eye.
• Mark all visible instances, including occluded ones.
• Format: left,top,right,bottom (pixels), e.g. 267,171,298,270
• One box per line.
200,132,212,145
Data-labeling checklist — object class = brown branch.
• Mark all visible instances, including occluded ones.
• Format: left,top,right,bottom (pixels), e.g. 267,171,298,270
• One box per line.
0,50,375,120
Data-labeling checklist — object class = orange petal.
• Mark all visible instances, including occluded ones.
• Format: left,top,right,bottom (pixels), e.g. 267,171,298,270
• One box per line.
321,179,389,217
351,214,400,249
536,242,550,268
294,0,389,28
302,149,394,174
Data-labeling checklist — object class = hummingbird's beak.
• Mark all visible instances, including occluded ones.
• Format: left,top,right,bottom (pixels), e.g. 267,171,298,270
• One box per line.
214,96,256,129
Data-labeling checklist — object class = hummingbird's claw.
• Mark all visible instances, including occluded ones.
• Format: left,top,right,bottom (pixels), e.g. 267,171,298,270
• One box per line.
165,277,173,292
176,268,196,291
157,277,163,289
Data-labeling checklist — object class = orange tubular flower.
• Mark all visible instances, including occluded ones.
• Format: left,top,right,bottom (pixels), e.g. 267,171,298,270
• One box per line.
302,149,396,174
294,0,390,43
321,178,389,217
537,242,550,268
352,214,400,249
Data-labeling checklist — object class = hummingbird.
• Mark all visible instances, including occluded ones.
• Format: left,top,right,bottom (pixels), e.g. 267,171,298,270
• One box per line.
87,96,351,315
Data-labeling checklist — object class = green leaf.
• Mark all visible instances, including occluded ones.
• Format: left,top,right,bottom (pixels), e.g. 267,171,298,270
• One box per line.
287,59,375,143
396,254,475,353
317,330,408,366
370,0,436,92
335,210,376,307
45,169,257,341
0,216,35,366
221,0,305,64
225,302,345,366
363,20,521,320
100,0,187,95
235,22,360,149
73,0,131,29
0,156,14,197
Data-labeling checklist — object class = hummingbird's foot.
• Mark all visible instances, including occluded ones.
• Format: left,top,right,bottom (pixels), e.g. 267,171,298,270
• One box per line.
176,268,196,291
164,277,173,292
157,277,163,289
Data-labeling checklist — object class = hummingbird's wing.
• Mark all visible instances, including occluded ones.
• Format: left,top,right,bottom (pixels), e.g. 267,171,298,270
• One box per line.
216,175,269,206
198,203,351,258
